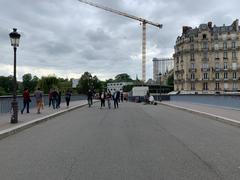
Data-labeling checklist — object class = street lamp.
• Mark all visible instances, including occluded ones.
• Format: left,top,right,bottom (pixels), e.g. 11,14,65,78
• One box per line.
159,73,162,102
9,28,21,123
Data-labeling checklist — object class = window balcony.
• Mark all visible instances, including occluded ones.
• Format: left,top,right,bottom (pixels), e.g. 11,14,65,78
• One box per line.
188,68,197,72
201,68,210,72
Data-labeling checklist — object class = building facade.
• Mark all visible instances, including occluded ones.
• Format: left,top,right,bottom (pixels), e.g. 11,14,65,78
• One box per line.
174,19,240,93
107,82,133,94
153,58,174,81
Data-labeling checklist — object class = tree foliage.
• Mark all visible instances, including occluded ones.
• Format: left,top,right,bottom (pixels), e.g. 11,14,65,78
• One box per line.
114,73,133,82
167,73,174,86
37,76,59,94
22,73,39,93
0,76,13,94
77,72,102,94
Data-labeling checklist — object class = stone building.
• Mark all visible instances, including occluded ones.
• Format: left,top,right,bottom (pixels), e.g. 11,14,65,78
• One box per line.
174,19,240,93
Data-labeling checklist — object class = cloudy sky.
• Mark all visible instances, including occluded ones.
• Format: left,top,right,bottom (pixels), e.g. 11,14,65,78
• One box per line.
0,0,239,81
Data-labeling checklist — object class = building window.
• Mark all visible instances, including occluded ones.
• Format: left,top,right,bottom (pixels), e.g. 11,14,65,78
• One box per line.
214,44,219,50
215,82,220,90
224,83,228,90
203,34,207,39
232,51,237,60
215,73,220,80
215,63,220,71
232,63,237,70
203,82,208,90
190,36,194,42
233,72,237,80
232,41,236,48
191,73,195,80
223,51,228,59
203,52,208,60
191,63,195,69
223,42,227,50
190,53,194,61
233,82,237,91
215,52,219,59
203,42,208,49
203,73,208,80
191,83,195,90
190,44,194,50
224,62,228,70
202,63,209,69
224,72,228,79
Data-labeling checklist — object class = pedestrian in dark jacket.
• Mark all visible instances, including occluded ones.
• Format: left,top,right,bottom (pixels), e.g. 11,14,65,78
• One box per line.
48,90,53,107
56,91,61,108
51,90,58,109
65,90,72,107
113,91,120,108
21,88,31,114
100,92,106,108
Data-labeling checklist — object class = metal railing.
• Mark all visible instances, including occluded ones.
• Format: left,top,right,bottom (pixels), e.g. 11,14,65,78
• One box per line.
0,95,87,114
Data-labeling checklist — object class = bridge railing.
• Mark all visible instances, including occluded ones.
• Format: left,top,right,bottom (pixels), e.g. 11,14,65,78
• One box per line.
0,95,87,114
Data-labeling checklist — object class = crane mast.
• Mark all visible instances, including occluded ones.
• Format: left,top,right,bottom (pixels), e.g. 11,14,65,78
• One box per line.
78,0,163,82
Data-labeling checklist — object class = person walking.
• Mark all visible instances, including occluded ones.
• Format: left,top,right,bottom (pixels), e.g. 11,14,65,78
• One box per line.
56,91,61,109
113,90,119,109
65,90,72,108
51,89,58,109
106,91,111,109
100,91,106,108
21,87,31,114
48,89,53,107
87,90,93,107
34,88,43,114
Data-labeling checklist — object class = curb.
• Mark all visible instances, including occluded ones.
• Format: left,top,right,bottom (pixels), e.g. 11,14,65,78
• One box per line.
158,102,240,127
0,103,89,140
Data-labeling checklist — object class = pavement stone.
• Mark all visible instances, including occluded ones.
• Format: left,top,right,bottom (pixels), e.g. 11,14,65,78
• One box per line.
0,100,92,139
160,101,240,127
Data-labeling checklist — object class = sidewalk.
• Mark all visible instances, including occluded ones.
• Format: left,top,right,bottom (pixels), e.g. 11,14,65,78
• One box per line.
0,100,89,139
159,101,240,127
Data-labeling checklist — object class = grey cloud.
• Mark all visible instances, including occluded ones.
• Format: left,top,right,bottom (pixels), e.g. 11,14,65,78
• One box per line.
0,0,240,80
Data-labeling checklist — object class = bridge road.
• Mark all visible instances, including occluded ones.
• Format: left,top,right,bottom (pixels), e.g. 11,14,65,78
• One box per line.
0,102,239,180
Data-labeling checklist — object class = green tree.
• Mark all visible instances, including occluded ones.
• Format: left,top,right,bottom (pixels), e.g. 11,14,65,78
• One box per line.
0,76,14,94
77,72,102,94
167,73,174,86
37,76,59,94
58,78,72,93
0,87,6,96
77,72,92,94
22,73,39,93
114,73,133,82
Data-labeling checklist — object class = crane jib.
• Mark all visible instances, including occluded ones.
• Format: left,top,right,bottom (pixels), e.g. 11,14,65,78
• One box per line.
78,0,162,28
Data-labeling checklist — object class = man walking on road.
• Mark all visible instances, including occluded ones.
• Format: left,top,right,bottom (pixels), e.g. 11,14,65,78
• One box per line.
113,90,119,109
21,87,31,114
34,88,43,114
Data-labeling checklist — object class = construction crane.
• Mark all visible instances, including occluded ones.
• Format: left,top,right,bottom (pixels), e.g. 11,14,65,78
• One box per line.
78,0,163,82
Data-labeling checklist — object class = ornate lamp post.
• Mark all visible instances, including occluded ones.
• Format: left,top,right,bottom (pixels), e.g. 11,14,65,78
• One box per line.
159,73,162,102
9,28,21,123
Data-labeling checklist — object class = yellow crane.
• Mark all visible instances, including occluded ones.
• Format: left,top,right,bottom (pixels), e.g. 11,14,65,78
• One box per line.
78,0,162,82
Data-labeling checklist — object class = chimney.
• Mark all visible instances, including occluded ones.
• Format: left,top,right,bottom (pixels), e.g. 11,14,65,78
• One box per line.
182,26,192,35
208,22,212,29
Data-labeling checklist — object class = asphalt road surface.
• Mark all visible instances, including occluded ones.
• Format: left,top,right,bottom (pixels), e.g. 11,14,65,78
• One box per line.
0,102,240,180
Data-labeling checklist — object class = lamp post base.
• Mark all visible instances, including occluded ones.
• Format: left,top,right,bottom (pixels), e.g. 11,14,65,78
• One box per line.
11,100,18,124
